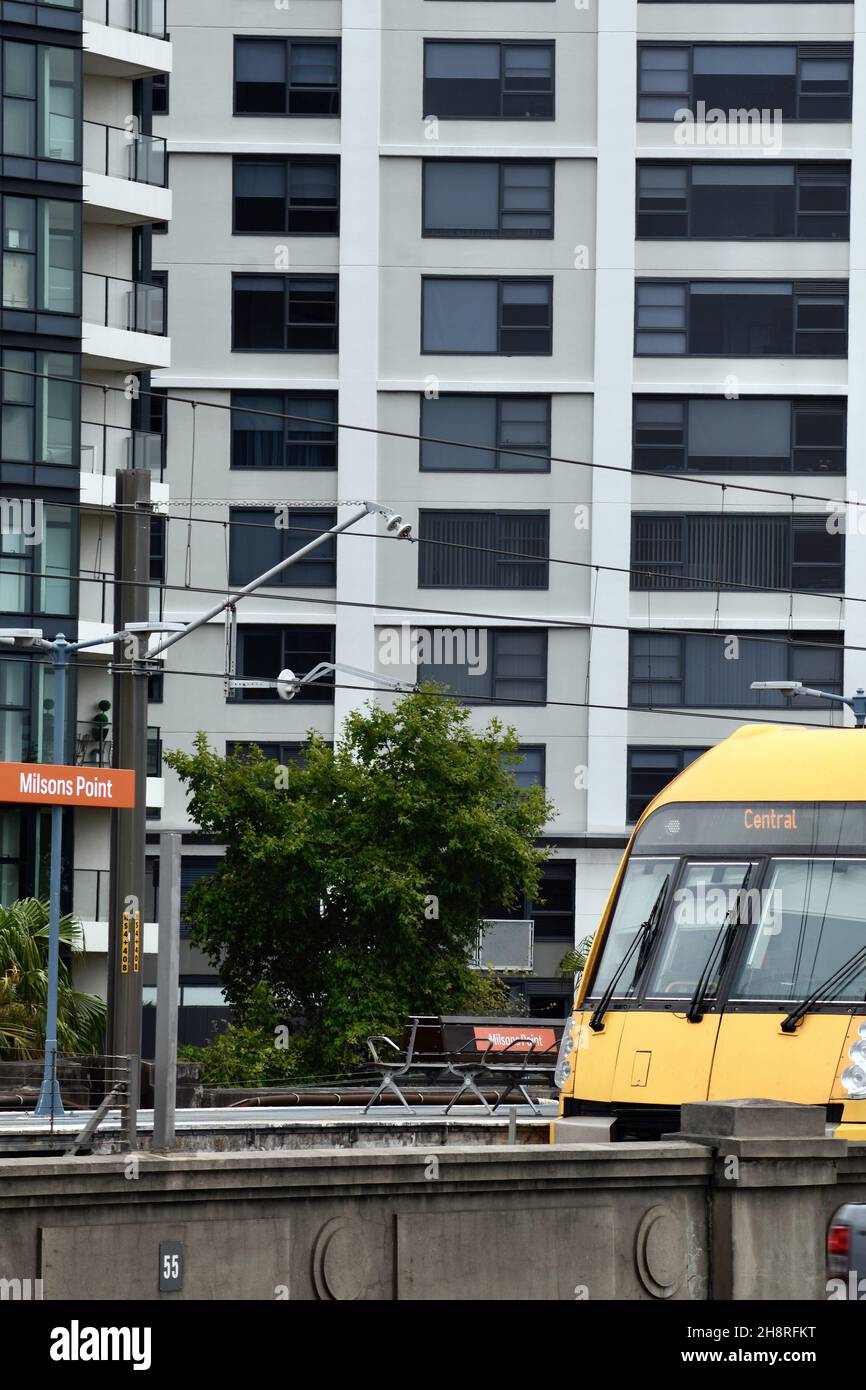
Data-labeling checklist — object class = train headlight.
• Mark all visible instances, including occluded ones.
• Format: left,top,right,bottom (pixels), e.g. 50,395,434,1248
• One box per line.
554,1017,577,1090
840,1064,866,1099
848,1039,866,1068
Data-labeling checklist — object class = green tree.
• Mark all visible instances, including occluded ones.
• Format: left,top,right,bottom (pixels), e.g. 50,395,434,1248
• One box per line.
0,899,106,1058
166,690,553,1068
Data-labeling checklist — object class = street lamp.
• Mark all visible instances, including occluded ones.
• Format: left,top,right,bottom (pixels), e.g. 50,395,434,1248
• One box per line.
751,681,866,729
0,621,181,1118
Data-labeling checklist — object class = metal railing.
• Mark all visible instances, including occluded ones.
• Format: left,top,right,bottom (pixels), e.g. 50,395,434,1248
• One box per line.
82,272,165,335
84,0,167,40
74,868,158,924
81,423,165,479
83,121,167,187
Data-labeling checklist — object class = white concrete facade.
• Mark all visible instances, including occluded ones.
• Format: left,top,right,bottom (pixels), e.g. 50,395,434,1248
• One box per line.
126,0,866,1007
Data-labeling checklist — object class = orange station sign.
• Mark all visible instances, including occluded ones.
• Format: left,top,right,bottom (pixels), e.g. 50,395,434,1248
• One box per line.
0,762,135,808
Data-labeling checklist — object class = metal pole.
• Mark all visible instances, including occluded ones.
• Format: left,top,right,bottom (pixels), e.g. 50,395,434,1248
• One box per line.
34,641,69,1118
107,469,152,1150
153,831,181,1150
147,505,373,659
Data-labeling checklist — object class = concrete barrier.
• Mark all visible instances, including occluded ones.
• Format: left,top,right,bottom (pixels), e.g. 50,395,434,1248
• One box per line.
0,1101,861,1300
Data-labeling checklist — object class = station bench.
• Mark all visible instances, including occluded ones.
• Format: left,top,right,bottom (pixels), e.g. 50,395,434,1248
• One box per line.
363,1014,563,1115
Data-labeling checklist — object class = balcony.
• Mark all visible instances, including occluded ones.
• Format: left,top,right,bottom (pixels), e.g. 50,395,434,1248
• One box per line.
75,718,162,776
83,121,171,227
82,271,170,370
83,0,171,79
81,423,165,481
73,867,159,946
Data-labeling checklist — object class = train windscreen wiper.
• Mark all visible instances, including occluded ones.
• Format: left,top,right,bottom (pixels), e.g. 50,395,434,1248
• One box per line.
686,865,753,1024
589,875,670,1033
781,943,866,1034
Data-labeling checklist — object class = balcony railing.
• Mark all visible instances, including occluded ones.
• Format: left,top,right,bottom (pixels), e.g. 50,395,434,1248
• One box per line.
74,867,158,923
84,0,167,40
81,423,165,479
82,272,165,336
83,121,167,188
75,719,162,776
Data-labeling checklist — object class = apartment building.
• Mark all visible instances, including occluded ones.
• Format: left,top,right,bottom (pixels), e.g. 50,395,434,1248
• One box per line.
78,0,866,1022
0,0,171,993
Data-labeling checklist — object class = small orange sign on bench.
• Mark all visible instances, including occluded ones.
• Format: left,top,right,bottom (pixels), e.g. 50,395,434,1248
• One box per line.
0,762,135,808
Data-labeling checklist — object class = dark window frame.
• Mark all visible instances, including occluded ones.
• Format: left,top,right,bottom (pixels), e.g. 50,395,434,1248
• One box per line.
418,509,550,590
636,160,851,241
228,507,338,588
421,275,553,356
634,278,848,358
232,154,340,237
1,346,80,475
630,512,846,593
420,392,552,473
1,192,81,318
231,273,339,353
233,36,341,118
230,389,338,470
632,395,847,475
418,626,549,706
627,746,709,825
0,36,83,166
421,157,555,239
637,41,854,124
423,38,555,122
629,630,844,709
233,625,336,704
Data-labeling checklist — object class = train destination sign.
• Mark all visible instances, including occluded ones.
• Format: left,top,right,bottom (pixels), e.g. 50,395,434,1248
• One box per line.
634,801,866,855
0,762,135,808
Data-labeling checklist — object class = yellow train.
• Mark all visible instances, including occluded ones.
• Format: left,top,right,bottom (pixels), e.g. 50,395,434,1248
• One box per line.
555,724,866,1141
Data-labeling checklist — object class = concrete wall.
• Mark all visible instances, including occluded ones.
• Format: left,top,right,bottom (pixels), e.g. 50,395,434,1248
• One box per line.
0,1102,863,1301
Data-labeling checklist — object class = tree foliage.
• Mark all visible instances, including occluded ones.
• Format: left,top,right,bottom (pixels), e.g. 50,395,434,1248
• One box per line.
0,898,106,1058
165,690,553,1067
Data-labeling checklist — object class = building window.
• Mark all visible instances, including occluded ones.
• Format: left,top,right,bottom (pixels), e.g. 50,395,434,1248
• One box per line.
627,748,708,824
2,195,79,315
418,627,547,705
151,68,169,116
423,159,553,238
233,156,339,235
229,508,337,587
424,40,554,120
630,632,843,708
418,510,549,589
631,514,845,592
637,161,850,240
635,280,847,357
633,397,846,474
502,745,546,789
234,626,335,702
0,503,75,617
421,394,550,473
422,277,552,355
637,43,853,122
231,391,337,469
1,41,80,162
234,37,340,116
1,349,78,468
232,275,338,351
1,655,61,764
149,515,165,583
491,860,575,943
227,740,332,768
